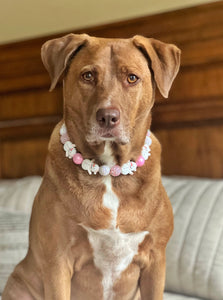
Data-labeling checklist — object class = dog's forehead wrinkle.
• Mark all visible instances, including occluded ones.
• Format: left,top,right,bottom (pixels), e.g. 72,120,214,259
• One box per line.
109,46,148,76
85,41,131,64
74,43,146,80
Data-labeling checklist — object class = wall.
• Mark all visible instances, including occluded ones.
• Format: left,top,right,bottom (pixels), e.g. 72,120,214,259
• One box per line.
0,0,213,44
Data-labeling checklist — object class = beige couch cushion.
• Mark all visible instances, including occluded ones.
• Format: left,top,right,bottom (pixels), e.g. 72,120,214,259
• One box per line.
0,176,41,213
0,177,41,293
0,210,29,292
163,177,223,300
164,292,203,300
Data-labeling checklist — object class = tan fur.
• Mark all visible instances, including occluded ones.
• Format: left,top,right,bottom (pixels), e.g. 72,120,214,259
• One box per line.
2,34,180,300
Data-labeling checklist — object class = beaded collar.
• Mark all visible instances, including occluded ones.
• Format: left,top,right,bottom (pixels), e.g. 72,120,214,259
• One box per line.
60,124,152,177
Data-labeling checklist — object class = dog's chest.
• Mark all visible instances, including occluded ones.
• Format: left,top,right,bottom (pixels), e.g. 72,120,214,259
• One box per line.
83,177,149,300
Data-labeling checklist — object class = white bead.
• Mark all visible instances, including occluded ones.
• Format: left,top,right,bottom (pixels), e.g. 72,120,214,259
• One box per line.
121,162,131,175
60,124,67,136
68,148,76,159
99,165,110,176
129,161,137,173
91,163,99,175
141,150,150,160
145,136,152,146
82,159,92,174
63,141,73,151
142,144,150,154
141,144,150,160
63,141,76,159
143,144,150,151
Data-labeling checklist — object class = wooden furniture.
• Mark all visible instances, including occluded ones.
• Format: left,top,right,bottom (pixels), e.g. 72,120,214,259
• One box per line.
0,1,223,179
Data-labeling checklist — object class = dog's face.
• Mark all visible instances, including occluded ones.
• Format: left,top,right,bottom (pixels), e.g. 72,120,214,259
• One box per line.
41,34,180,147
63,38,155,146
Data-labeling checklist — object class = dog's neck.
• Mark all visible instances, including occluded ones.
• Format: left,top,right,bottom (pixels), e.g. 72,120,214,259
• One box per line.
60,122,152,177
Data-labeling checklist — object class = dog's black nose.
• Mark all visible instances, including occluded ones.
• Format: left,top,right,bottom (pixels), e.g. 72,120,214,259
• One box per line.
96,108,120,129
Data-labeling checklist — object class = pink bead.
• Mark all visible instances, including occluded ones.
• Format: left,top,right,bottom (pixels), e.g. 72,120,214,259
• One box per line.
136,155,145,167
73,153,83,165
147,130,151,137
110,165,122,177
60,133,70,144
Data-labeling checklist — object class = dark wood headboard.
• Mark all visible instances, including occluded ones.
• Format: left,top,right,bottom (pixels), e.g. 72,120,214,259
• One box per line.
1,1,223,179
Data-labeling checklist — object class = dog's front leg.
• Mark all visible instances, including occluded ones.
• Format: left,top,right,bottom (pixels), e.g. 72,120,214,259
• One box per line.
139,251,166,300
43,260,72,300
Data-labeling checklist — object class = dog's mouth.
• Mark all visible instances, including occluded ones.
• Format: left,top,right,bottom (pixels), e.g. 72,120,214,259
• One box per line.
86,126,130,145
102,133,114,138
97,128,119,142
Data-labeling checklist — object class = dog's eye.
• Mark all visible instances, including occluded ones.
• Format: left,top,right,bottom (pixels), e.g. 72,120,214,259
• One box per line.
82,71,94,82
127,74,139,84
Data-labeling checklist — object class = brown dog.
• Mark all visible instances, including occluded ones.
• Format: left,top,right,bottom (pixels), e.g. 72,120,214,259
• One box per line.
2,34,180,300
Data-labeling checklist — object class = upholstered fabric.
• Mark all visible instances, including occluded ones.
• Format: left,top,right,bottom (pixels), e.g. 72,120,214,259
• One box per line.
164,293,203,300
0,176,41,213
0,211,29,292
162,177,223,300
0,176,41,293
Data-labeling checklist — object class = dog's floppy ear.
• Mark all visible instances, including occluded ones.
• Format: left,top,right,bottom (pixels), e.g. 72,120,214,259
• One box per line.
133,35,181,98
41,33,89,91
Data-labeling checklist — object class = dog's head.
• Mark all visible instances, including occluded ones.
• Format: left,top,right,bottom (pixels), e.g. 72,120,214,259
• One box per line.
41,34,180,147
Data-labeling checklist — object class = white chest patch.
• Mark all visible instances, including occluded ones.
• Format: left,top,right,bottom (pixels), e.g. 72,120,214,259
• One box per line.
83,175,149,300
